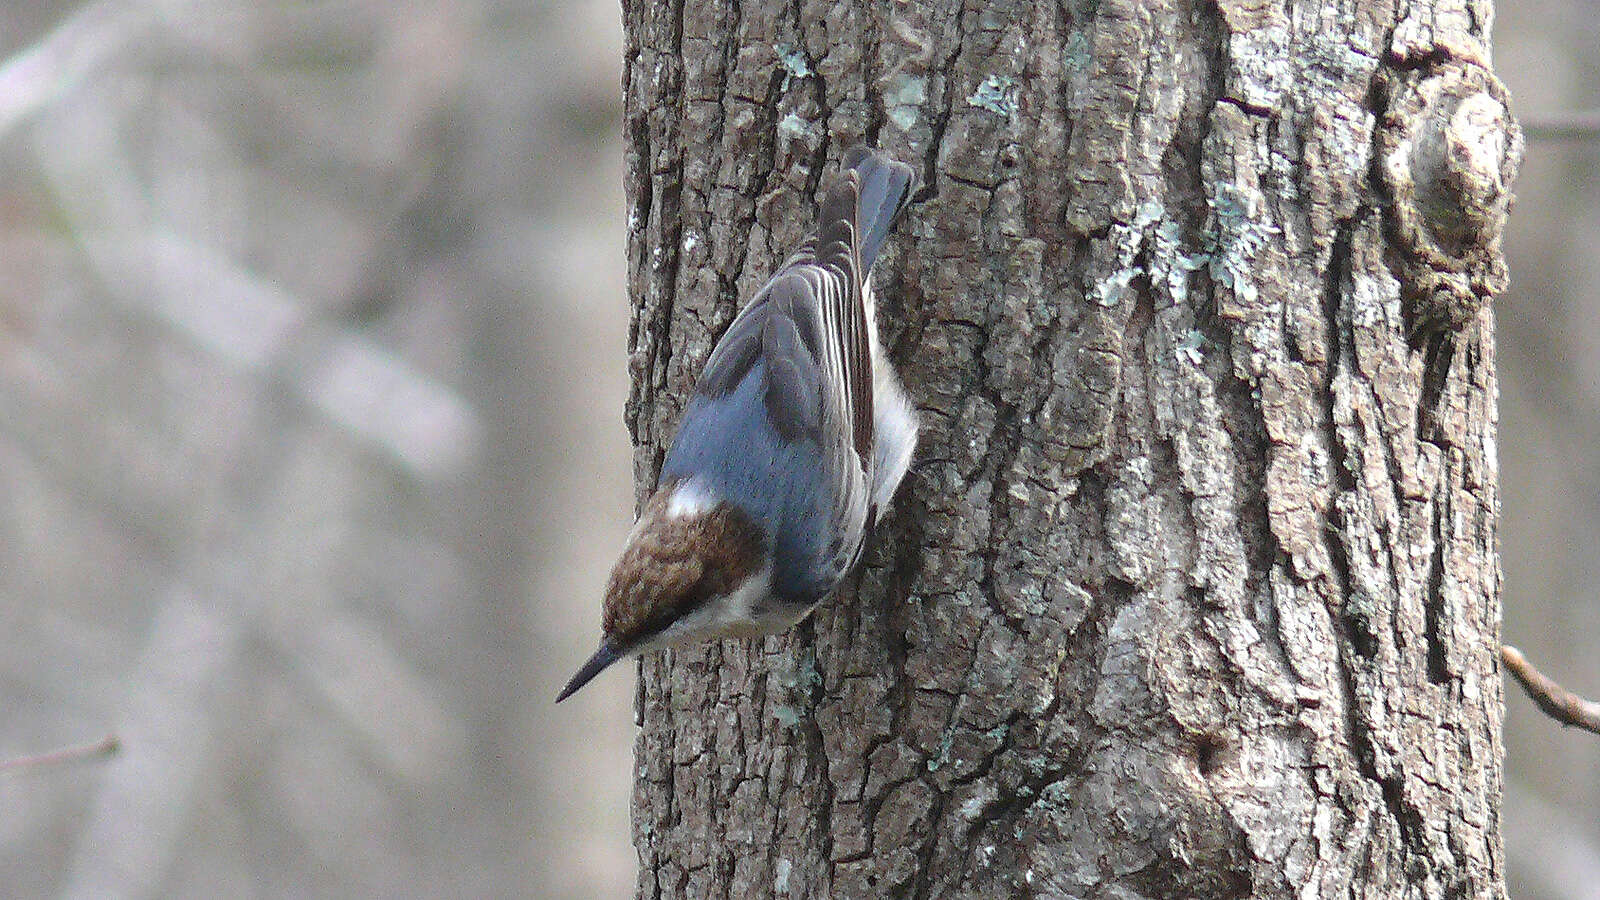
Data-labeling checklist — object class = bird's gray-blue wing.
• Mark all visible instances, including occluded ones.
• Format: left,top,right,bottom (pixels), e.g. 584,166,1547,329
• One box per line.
694,179,872,459
664,189,876,601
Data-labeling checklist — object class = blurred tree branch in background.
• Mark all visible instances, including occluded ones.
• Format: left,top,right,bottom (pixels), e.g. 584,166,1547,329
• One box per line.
0,735,119,772
1502,646,1600,735
1521,109,1600,139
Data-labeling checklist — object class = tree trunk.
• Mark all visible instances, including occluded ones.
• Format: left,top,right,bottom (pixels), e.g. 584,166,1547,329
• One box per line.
620,1,1519,897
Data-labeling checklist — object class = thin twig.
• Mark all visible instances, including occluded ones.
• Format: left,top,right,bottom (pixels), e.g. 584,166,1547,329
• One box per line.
1502,645,1600,736
1521,110,1600,140
0,735,121,773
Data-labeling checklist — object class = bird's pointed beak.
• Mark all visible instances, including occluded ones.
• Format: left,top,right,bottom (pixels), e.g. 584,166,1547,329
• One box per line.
555,639,624,703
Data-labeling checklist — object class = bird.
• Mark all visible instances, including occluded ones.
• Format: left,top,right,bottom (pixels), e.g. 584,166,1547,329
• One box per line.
555,146,919,703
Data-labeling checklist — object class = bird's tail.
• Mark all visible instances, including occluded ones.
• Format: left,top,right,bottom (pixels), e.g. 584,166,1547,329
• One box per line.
842,147,916,273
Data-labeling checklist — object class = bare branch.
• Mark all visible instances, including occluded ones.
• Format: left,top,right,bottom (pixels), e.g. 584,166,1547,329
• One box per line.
1502,645,1600,736
1521,110,1600,140
0,735,120,773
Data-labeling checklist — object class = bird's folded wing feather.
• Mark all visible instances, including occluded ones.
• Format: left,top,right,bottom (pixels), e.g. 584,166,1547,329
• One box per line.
694,174,873,474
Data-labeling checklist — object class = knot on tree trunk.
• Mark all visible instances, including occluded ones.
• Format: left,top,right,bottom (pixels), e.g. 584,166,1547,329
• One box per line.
1376,47,1523,336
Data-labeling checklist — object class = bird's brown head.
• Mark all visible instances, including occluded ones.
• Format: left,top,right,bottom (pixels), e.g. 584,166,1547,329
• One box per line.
554,479,767,702
601,480,767,646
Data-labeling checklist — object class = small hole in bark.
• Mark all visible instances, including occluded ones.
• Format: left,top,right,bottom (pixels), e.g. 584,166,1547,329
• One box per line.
1347,612,1379,659
1196,733,1229,776
1000,148,1018,169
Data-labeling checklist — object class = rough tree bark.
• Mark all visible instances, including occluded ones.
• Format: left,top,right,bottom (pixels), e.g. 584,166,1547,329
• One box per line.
621,1,1519,897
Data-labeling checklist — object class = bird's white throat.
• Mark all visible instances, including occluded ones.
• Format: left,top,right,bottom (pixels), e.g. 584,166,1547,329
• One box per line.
666,478,715,518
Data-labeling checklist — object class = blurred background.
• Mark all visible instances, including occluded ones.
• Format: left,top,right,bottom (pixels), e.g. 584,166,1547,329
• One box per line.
0,1,1591,898
1498,4,1600,898
0,1,634,897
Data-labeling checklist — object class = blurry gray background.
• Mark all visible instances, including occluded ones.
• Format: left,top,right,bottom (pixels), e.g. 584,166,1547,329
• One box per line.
0,2,1590,898
0,1,634,897
1498,4,1600,899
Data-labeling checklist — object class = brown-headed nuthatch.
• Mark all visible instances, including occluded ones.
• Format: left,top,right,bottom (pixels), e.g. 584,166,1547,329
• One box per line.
556,147,918,702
